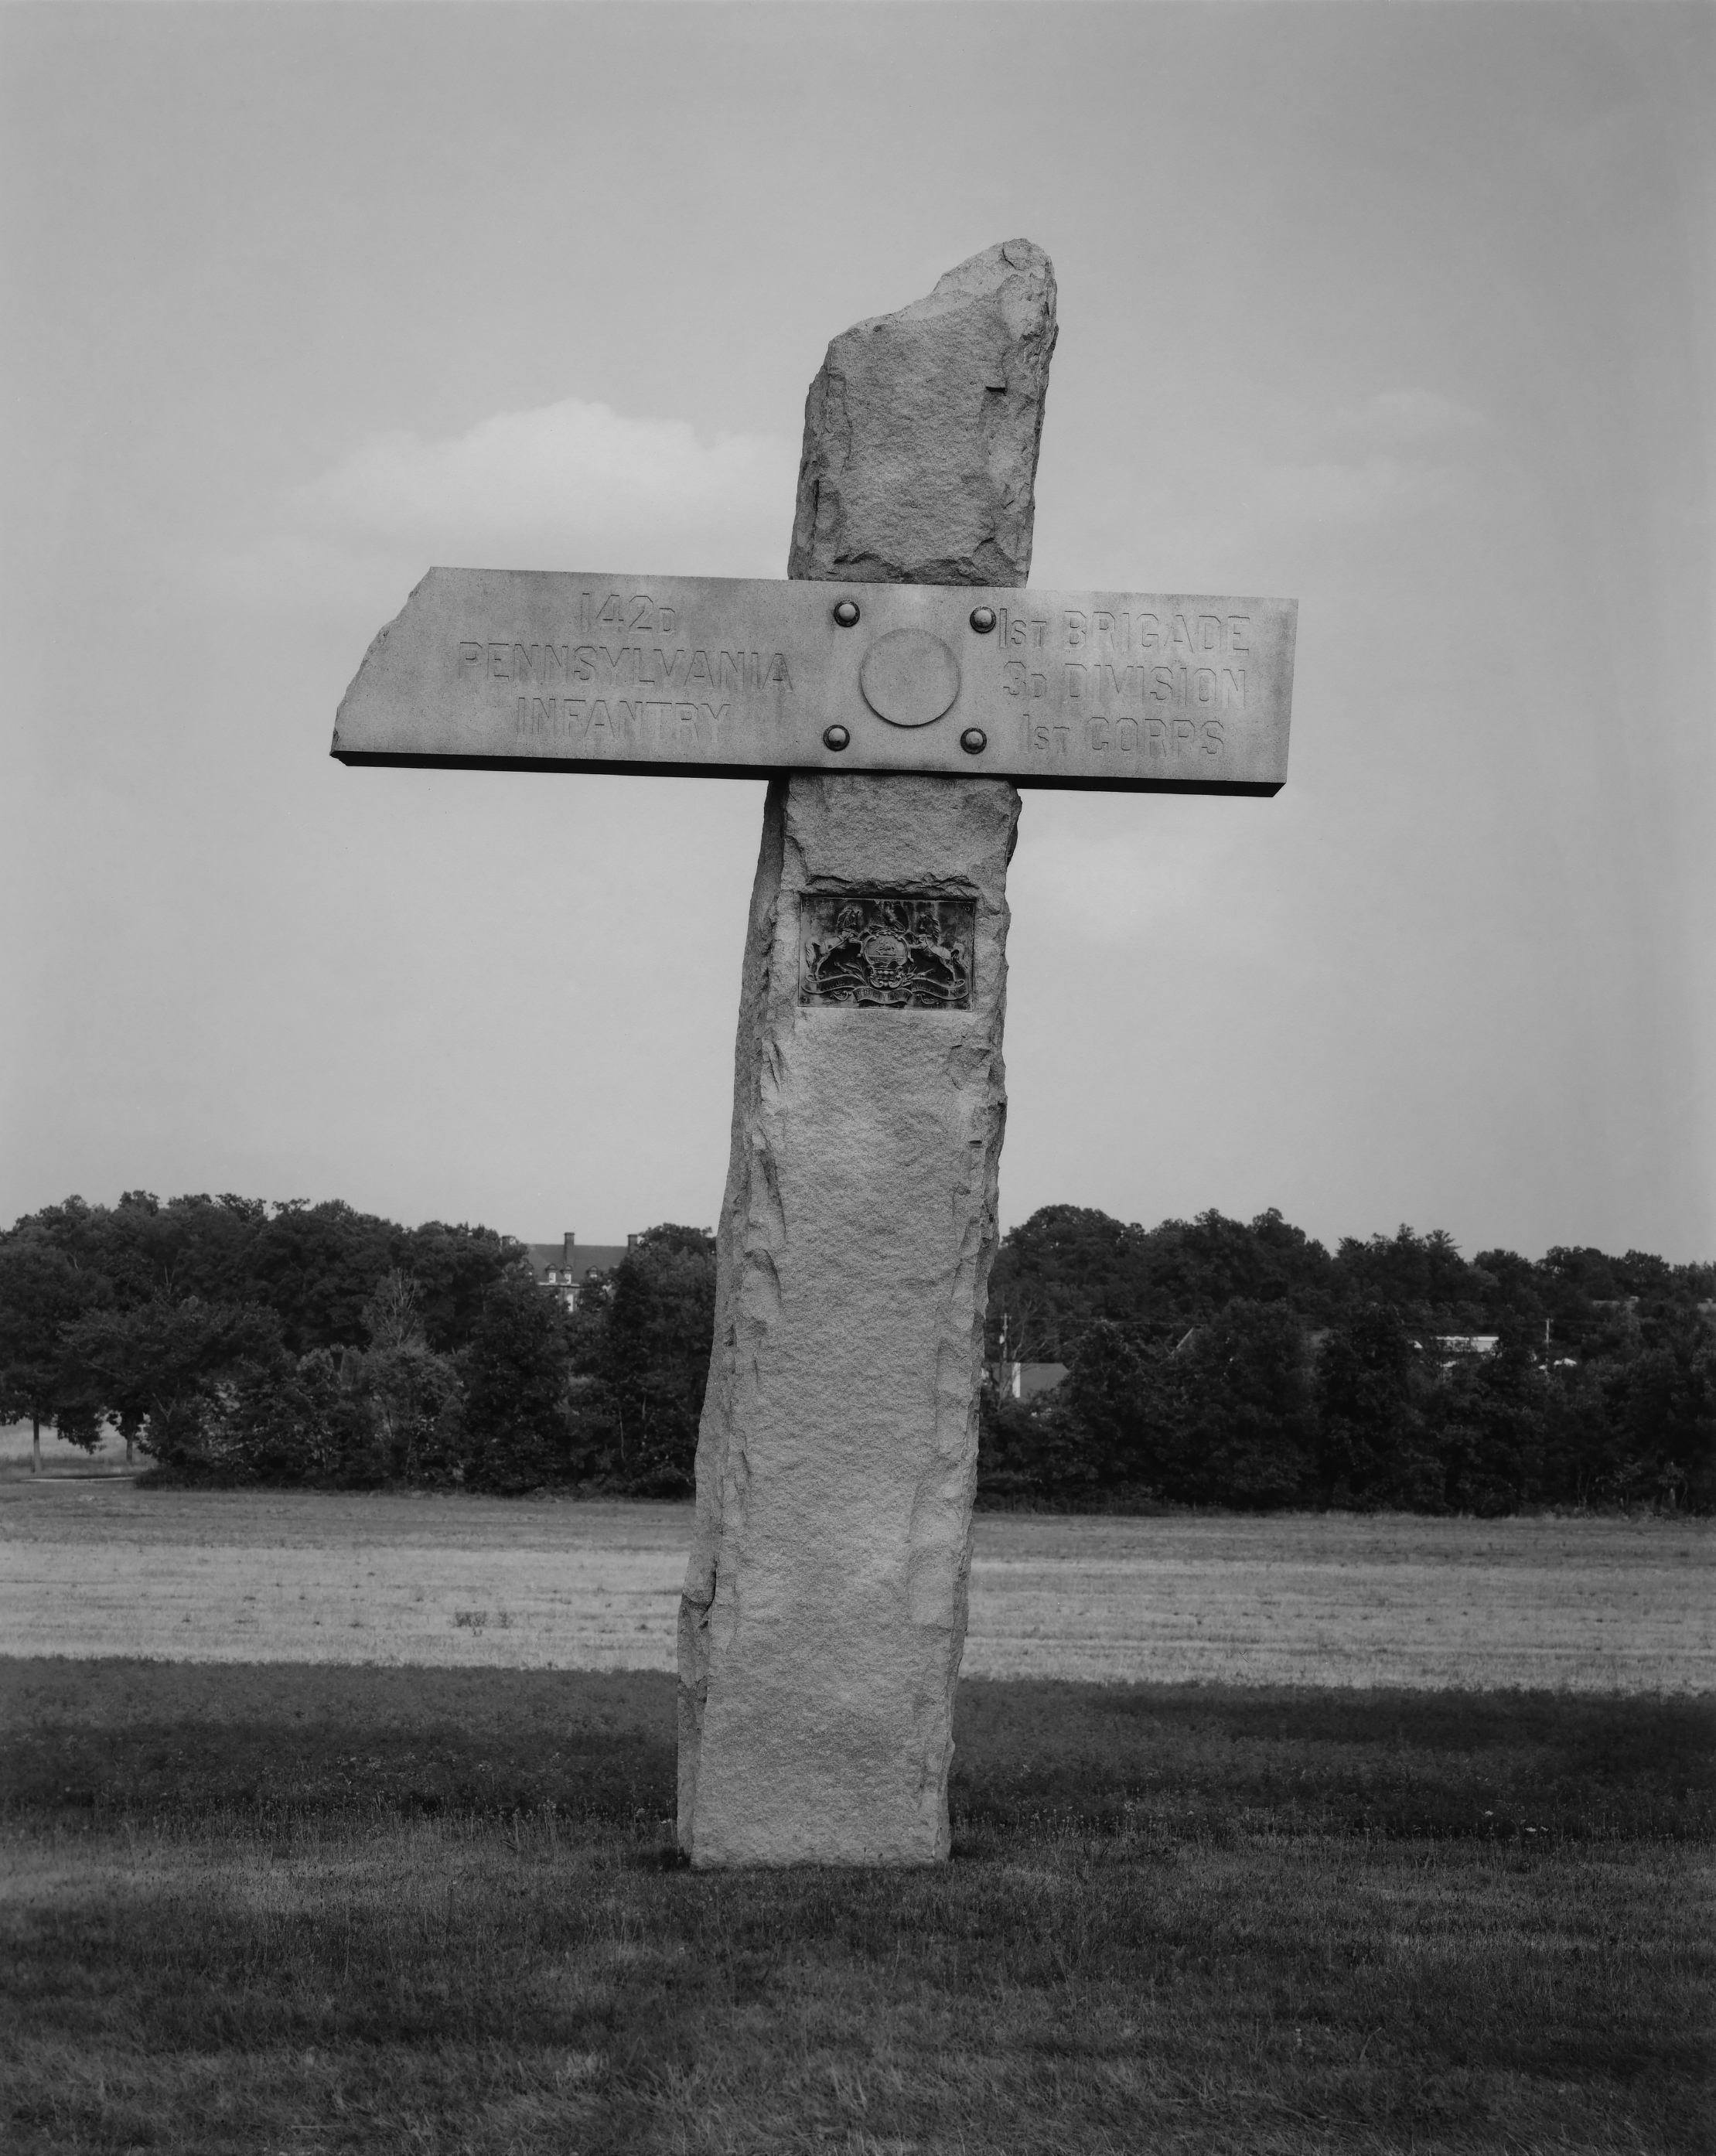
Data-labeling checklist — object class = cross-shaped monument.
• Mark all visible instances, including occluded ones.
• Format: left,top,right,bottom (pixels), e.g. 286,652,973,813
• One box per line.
333,241,1296,1868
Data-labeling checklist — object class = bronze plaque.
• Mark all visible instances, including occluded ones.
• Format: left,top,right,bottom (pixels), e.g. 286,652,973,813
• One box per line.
799,895,977,1010
332,571,1295,796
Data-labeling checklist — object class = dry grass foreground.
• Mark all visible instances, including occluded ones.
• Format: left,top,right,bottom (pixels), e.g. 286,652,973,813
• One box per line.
5,1477,1712,1690
4,1660,1713,2155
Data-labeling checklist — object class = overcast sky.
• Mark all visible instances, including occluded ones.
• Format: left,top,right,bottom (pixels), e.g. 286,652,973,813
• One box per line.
4,2,1711,1263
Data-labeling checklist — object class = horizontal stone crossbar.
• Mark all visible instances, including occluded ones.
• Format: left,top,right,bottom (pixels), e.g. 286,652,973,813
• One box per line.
333,571,1295,794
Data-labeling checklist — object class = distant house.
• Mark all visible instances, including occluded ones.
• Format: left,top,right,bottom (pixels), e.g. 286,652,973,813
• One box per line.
993,1359,1070,1401
1434,1335,1499,1359
525,1232,633,1310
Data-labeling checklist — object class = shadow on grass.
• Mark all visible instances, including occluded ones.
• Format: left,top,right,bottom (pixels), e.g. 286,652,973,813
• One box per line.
3,1663,1712,2154
3,1660,1711,1845
955,1679,1716,1845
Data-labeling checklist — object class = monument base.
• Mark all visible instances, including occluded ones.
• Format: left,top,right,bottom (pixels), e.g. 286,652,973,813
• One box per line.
677,771,1018,1866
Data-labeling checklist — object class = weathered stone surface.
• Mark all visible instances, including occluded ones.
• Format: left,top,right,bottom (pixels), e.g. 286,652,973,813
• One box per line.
788,238,1058,587
329,568,1295,793
677,773,1018,1864
679,243,1055,1865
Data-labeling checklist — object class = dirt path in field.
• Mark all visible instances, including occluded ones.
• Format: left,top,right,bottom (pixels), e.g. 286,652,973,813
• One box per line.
2,1479,1710,1690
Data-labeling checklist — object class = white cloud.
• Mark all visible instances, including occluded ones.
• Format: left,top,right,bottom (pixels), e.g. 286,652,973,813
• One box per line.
208,397,800,621
295,398,797,565
1043,384,1496,590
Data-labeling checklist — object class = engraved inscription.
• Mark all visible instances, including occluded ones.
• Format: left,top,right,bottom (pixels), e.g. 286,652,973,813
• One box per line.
799,895,975,1010
456,595,798,759
512,695,732,750
337,571,1293,793
989,598,1258,768
464,636,790,693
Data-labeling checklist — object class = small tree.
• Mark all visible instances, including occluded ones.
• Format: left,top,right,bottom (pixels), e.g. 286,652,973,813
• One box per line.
362,1269,420,1351
63,1294,282,1471
339,1271,466,1486
0,1232,111,1470
598,1227,715,1494
210,1349,351,1484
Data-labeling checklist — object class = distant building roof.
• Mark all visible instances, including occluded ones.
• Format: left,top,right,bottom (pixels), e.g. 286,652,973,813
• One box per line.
527,1233,632,1305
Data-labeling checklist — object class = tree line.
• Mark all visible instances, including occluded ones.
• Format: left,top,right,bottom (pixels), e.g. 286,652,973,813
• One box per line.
2,1192,1711,1510
0,1194,711,1495
983,1207,1714,1514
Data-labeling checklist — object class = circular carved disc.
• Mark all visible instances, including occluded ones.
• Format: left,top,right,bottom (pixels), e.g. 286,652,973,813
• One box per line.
858,629,962,728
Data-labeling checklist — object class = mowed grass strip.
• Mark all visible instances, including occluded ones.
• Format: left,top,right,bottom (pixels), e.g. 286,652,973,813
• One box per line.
7,1481,1711,1690
4,1663,1712,2154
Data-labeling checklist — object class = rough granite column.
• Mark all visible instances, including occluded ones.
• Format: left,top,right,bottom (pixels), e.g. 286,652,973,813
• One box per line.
677,240,1057,1866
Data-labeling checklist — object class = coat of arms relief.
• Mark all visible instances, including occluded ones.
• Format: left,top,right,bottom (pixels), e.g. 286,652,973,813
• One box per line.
799,895,976,1010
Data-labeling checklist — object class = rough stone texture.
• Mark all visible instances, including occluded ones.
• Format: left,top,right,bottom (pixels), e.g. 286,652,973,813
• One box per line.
677,775,1018,1864
788,237,1058,587
678,241,1055,1866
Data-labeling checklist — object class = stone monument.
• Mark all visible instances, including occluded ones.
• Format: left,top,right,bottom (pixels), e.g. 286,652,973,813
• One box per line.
677,240,1052,1865
330,239,1297,1868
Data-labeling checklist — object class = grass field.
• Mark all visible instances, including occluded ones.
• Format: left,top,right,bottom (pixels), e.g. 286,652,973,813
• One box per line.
5,1479,1712,2149
5,1475,1711,1690
0,1421,130,1470
5,1660,1713,2154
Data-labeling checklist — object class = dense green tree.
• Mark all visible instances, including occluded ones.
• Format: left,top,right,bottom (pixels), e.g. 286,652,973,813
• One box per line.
401,1220,524,1353
1173,1301,1318,1507
208,1349,351,1484
63,1294,284,1469
240,1200,398,1351
1597,1307,1716,1510
1540,1360,1618,1507
1314,1303,1438,1508
0,1231,111,1469
560,1226,716,1492
7,1188,1709,1512
988,1205,1340,1366
978,1385,1077,1503
1058,1319,1162,1491
8,1192,520,1349
1332,1225,1482,1324
461,1267,570,1492
183,1274,469,1489
1538,1244,1626,1305
71,1191,258,1309
5,1197,111,1270
1435,1321,1548,1514
597,1226,715,1494
981,1207,1714,1514
988,1209,1158,1363
1035,1302,1317,1508
336,1272,466,1486
1466,1247,1548,1330
1143,1209,1339,1325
